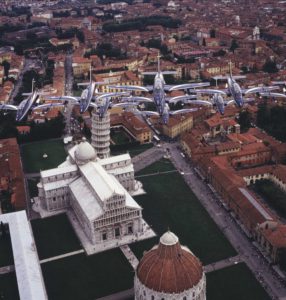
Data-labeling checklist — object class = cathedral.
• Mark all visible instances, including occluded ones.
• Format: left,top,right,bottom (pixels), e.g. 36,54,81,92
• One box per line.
35,139,155,253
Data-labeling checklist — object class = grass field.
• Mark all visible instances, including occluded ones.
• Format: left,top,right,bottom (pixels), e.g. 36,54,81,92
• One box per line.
132,160,236,264
0,234,14,267
206,263,271,300
31,214,82,260
21,139,67,173
41,249,133,300
111,142,153,157
0,272,20,300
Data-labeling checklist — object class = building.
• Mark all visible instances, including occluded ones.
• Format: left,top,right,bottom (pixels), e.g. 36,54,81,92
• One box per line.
134,231,206,300
154,112,194,139
0,138,26,210
35,139,154,254
110,111,153,144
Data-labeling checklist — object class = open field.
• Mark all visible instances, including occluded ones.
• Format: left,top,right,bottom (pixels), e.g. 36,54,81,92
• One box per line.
0,272,20,300
41,249,133,300
0,234,14,267
206,263,271,300
21,139,66,173
133,160,236,264
31,214,82,260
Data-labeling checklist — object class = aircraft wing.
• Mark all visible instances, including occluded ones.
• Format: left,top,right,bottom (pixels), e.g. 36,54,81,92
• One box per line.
120,96,153,103
112,102,138,108
212,75,246,81
187,100,212,106
193,89,227,95
140,110,159,117
167,95,197,104
244,86,279,94
77,81,105,86
47,96,79,102
94,92,129,101
169,108,198,115
166,82,210,92
108,85,150,92
226,100,236,106
0,104,18,111
32,103,65,110
259,92,286,98
243,98,256,103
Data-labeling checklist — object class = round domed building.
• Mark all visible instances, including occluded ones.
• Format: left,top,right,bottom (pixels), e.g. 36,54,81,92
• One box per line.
134,231,206,300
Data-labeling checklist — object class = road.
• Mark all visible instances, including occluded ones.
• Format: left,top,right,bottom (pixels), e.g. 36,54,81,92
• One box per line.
164,141,286,300
132,146,164,172
8,58,36,104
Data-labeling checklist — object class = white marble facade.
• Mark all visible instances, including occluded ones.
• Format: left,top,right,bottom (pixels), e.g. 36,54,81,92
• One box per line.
37,140,147,247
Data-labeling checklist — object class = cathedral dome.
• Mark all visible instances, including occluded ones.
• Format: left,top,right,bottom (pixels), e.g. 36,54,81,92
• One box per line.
136,231,204,294
74,139,97,164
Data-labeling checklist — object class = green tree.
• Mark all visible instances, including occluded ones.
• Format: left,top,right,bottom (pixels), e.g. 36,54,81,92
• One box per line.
262,59,278,73
229,39,239,53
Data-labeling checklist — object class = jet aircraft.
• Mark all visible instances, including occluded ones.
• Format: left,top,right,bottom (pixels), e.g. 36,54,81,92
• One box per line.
108,54,209,123
0,79,43,121
200,62,280,108
48,67,105,113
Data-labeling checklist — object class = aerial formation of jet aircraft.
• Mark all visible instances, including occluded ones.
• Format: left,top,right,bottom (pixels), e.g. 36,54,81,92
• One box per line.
0,79,44,121
108,55,210,123
48,67,105,113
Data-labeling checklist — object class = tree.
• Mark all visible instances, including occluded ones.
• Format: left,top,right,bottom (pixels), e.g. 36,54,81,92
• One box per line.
262,59,278,73
76,30,85,44
229,39,239,53
1,60,10,78
238,110,252,132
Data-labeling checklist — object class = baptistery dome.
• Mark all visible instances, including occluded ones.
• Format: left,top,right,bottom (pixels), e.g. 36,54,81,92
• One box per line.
134,231,206,300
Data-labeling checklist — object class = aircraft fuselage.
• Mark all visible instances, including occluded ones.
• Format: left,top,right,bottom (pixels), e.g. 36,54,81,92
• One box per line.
213,94,225,115
16,92,38,121
153,73,166,116
227,77,243,107
80,81,96,113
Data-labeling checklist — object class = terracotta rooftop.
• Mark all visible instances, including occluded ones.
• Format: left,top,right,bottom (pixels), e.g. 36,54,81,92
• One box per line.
136,232,203,293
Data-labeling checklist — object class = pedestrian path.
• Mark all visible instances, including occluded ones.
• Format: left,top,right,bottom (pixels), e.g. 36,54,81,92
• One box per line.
40,249,84,264
120,244,139,270
204,255,242,273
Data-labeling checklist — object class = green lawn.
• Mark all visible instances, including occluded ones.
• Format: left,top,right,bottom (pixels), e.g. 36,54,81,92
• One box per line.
27,179,39,198
111,142,153,157
0,272,20,300
41,249,134,300
206,263,271,300
252,179,286,219
132,160,236,264
136,158,176,176
21,139,67,173
0,234,14,267
31,214,82,260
